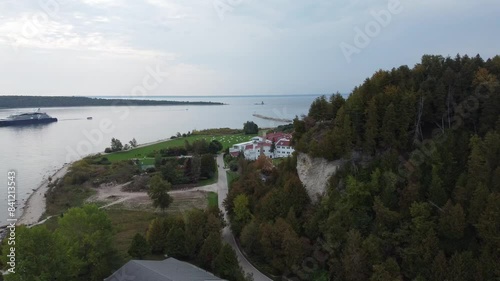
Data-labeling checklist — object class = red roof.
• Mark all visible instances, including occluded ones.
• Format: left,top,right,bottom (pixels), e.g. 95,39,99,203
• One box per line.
266,132,292,142
277,140,291,146
245,144,254,150
230,151,240,157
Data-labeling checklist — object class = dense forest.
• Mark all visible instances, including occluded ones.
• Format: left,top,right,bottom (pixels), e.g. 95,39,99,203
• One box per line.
224,54,500,280
0,96,224,108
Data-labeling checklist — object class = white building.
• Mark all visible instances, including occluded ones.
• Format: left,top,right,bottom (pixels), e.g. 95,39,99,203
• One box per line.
229,133,294,160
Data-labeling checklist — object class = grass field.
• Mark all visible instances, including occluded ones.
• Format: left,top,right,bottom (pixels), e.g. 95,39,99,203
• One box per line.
105,134,257,163
207,192,218,208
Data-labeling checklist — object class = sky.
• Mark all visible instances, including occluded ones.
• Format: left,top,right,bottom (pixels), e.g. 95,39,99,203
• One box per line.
0,0,498,96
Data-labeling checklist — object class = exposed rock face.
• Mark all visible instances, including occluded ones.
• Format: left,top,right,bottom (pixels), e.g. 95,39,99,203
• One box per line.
296,153,343,202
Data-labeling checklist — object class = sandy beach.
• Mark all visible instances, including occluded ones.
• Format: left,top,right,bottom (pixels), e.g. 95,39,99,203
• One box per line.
18,164,69,226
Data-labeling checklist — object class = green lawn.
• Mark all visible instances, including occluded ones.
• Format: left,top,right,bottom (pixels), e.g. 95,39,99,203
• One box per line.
105,134,257,163
207,192,218,208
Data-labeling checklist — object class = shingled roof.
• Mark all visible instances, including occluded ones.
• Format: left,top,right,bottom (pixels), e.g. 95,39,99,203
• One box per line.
104,258,226,281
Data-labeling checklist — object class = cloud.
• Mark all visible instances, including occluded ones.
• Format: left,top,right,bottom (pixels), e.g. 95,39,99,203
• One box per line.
0,0,498,95
0,14,175,60
79,0,124,7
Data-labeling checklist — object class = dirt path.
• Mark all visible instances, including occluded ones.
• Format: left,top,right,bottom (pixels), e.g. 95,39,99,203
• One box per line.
215,154,272,281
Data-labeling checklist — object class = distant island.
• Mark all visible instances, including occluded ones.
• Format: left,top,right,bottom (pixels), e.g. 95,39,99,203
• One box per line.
0,96,224,109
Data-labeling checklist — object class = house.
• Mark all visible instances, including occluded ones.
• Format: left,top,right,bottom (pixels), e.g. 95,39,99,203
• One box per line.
229,133,295,160
104,258,226,281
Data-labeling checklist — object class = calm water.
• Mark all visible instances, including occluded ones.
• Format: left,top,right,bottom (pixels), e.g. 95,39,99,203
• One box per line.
0,95,320,226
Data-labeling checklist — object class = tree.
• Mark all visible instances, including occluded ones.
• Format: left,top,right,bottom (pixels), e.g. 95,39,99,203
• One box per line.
129,138,138,147
370,258,402,281
128,233,150,259
233,194,252,235
438,201,466,240
184,208,207,259
165,226,187,258
110,137,123,152
56,204,116,281
190,156,201,182
197,232,222,270
240,220,260,255
281,229,303,269
308,95,331,121
146,218,166,253
243,121,259,135
380,103,398,148
270,138,276,154
200,154,217,178
477,193,500,248
213,244,246,281
1,226,76,281
148,175,173,212
364,98,378,154
208,140,223,154
342,229,369,281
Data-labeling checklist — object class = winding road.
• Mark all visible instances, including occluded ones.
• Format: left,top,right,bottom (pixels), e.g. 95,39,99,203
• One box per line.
215,154,272,281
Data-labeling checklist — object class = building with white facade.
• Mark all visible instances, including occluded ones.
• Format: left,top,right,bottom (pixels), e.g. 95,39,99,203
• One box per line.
229,133,294,160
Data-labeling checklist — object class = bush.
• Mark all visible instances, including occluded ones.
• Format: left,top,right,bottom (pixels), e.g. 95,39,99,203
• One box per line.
243,121,259,135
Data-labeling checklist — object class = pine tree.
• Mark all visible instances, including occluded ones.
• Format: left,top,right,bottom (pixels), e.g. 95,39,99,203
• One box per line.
370,258,402,281
477,193,500,248
447,251,474,281
381,103,398,148
128,233,150,259
428,163,447,207
146,218,166,253
364,98,379,154
431,251,447,281
197,232,222,270
342,229,369,281
213,244,246,281
165,226,187,258
439,201,466,240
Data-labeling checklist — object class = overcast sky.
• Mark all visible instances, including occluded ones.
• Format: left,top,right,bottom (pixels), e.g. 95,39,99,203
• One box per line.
0,0,498,96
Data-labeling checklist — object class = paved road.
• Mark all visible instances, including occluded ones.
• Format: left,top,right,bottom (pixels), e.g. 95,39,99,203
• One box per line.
215,155,272,281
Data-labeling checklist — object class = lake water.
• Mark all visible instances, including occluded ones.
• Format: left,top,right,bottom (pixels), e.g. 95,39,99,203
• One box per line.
0,95,321,226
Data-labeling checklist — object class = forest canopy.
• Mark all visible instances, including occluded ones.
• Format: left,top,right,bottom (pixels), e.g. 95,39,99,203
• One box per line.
225,54,500,281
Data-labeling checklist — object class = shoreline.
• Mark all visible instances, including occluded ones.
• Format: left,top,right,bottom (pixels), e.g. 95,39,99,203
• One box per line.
17,164,70,226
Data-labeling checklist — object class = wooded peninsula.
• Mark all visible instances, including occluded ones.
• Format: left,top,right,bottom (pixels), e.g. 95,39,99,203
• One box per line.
0,96,224,109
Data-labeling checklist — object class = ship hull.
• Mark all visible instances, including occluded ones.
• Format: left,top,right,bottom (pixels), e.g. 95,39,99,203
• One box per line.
0,118,58,127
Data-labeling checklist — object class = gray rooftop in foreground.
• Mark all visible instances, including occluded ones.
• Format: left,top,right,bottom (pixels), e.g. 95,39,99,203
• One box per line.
104,257,226,281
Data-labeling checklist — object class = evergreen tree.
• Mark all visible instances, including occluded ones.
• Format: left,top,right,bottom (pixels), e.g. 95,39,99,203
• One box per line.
364,98,379,154
146,218,166,253
197,232,222,270
165,226,187,258
438,201,466,240
213,244,246,281
128,233,150,259
342,229,369,281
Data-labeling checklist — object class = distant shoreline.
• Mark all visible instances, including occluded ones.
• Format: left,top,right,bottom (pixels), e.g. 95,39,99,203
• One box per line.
0,95,225,109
